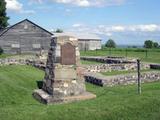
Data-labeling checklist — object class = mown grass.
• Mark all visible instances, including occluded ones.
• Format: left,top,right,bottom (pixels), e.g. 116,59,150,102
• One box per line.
1,48,160,63
80,48,160,63
0,65,160,120
0,53,36,59
81,60,102,65
0,54,15,58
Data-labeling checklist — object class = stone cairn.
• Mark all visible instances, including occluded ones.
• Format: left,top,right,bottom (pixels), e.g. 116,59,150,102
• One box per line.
33,35,96,104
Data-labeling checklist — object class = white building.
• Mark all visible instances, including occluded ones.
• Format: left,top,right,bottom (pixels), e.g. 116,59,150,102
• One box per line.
53,33,102,51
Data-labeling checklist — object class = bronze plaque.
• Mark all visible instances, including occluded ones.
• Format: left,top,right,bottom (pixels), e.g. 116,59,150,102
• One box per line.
61,43,76,65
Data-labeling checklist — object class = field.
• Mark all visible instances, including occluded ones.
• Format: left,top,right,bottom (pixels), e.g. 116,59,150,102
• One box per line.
0,65,160,120
0,48,160,64
81,48,160,63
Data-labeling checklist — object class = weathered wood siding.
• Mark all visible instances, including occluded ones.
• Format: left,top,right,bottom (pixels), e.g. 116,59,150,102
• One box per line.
78,39,101,51
0,20,52,54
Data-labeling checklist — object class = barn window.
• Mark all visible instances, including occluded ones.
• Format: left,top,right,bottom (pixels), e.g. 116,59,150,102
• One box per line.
32,44,41,49
11,44,20,48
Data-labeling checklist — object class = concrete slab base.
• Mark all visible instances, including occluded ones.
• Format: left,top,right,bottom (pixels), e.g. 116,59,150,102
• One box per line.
33,89,96,104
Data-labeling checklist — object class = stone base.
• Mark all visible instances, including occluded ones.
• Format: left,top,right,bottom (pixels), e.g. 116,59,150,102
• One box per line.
33,89,96,104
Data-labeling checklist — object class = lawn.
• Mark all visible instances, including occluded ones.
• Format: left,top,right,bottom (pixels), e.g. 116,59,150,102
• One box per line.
0,54,15,58
0,65,160,120
1,48,160,63
80,48,160,63
81,60,102,65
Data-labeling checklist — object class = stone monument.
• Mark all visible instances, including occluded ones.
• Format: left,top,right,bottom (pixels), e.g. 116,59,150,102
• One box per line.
33,35,96,104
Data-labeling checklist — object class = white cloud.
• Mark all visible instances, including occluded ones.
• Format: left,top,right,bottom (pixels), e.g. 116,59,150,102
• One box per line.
111,26,125,32
20,10,36,14
126,24,159,32
51,0,126,7
28,0,126,7
137,24,159,32
67,23,160,39
65,8,71,12
5,0,23,11
106,33,113,36
5,0,36,14
29,0,43,5
72,23,84,27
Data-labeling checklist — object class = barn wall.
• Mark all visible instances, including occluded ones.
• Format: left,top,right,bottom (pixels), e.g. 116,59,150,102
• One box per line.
88,40,101,50
78,40,89,51
0,20,52,54
78,39,101,51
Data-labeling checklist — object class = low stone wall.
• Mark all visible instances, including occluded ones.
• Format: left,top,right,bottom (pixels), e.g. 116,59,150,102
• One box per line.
150,64,160,70
81,56,136,64
84,71,160,87
84,63,150,73
0,58,26,66
0,58,46,70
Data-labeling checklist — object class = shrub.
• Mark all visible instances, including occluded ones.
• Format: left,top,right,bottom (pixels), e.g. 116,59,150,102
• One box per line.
0,47,4,55
105,39,116,48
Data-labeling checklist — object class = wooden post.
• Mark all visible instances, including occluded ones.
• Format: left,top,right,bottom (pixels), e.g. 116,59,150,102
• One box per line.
125,49,128,57
109,47,111,56
145,49,148,58
137,59,141,94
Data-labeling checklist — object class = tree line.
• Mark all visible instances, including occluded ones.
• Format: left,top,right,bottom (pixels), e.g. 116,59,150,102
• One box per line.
105,39,160,49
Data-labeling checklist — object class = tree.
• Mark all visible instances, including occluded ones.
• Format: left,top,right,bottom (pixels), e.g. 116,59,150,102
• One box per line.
153,42,159,48
55,28,63,33
105,39,116,48
0,47,3,55
0,0,9,29
144,40,153,48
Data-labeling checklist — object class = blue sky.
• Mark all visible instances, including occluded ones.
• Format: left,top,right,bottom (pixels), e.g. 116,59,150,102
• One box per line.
5,0,160,45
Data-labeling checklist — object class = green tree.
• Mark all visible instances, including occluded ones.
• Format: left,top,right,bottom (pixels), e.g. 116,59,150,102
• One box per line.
105,39,116,48
0,0,9,29
144,40,153,48
55,28,63,33
0,47,3,55
153,42,159,48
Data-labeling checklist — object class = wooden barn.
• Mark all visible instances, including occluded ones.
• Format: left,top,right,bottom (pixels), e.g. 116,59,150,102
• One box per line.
0,19,53,54
0,19,102,54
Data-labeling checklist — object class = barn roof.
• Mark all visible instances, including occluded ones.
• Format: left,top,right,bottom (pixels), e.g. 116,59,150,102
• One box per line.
53,32,101,40
0,19,53,37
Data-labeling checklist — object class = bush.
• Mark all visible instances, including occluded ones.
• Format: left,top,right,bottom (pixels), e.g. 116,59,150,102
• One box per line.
0,47,4,55
105,39,116,48
144,40,153,48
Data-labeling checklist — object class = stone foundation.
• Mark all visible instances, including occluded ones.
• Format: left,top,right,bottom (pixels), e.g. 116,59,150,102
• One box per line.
85,71,160,87
84,63,150,73
81,56,136,64
33,89,96,104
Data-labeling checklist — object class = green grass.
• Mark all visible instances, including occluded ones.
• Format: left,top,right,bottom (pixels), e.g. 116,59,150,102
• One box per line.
101,69,158,76
1,48,160,63
81,60,102,65
0,54,15,58
80,48,160,63
0,53,36,59
0,65,160,120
